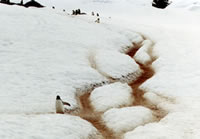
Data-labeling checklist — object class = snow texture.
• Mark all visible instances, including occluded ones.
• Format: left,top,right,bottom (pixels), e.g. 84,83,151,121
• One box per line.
90,82,133,112
123,123,183,139
102,106,154,133
0,5,143,138
0,114,102,139
0,5,140,114
1,0,200,138
94,50,142,82
134,40,153,65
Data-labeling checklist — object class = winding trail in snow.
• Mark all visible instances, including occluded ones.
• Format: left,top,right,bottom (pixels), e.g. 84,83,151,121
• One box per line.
74,37,168,139
128,41,167,122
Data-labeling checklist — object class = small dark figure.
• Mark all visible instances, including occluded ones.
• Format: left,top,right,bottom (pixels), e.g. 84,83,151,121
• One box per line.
63,9,65,12
55,95,71,114
77,9,81,14
72,9,86,15
52,6,55,9
75,9,78,15
72,10,75,15
96,13,99,16
95,18,100,23
92,11,95,16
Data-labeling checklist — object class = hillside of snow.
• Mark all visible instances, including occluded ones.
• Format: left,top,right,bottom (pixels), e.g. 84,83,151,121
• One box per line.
0,4,143,138
1,0,200,138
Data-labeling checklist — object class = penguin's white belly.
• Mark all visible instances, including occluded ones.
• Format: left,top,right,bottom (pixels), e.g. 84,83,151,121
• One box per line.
56,100,64,114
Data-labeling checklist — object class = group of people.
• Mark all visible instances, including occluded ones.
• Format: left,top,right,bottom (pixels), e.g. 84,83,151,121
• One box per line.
91,11,99,17
72,9,86,15
52,7,101,23
92,11,100,23
72,9,100,23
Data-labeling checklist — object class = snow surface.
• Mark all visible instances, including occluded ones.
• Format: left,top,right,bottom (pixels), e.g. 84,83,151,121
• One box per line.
90,82,133,112
124,122,183,139
0,4,143,138
102,106,154,133
0,5,140,114
134,40,153,65
94,50,142,82
0,114,101,139
1,0,200,138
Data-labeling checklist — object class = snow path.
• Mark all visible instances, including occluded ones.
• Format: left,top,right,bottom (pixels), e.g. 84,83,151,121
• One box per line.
70,36,169,139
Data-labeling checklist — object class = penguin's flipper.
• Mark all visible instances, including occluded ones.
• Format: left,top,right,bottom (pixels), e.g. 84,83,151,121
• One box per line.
63,101,71,106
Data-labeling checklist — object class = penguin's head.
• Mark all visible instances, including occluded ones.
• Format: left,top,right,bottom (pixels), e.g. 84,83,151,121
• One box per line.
56,95,61,100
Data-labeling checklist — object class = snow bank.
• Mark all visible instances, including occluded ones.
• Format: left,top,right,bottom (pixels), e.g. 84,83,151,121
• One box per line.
90,82,133,112
102,106,154,133
124,122,183,139
169,0,200,11
2,0,200,138
134,40,153,65
0,114,102,139
124,110,200,139
0,5,141,114
121,30,144,46
94,50,142,82
143,92,163,106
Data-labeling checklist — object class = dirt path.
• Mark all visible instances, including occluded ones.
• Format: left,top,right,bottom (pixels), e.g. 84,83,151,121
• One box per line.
128,43,166,122
74,38,167,139
79,93,115,139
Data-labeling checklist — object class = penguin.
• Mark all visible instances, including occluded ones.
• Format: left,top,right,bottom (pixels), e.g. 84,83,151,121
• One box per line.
55,95,71,114
95,18,100,23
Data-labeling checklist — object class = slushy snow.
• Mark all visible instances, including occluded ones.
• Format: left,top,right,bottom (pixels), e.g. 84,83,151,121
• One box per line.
90,82,133,112
0,114,102,139
94,50,142,82
134,40,153,65
102,106,154,133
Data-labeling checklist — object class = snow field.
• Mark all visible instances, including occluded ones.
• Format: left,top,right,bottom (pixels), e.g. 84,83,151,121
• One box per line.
0,5,148,138
102,106,154,134
0,114,102,139
134,40,153,65
124,31,144,45
0,5,144,114
94,50,142,82
90,82,134,112
169,0,200,12
123,122,183,139
2,0,200,138
143,92,175,111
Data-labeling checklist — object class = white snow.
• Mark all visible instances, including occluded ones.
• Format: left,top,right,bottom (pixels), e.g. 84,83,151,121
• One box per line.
169,0,200,11
1,0,200,138
102,106,154,133
94,50,142,82
0,114,102,139
124,122,183,139
0,5,141,114
0,4,143,138
134,40,153,65
90,82,133,112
